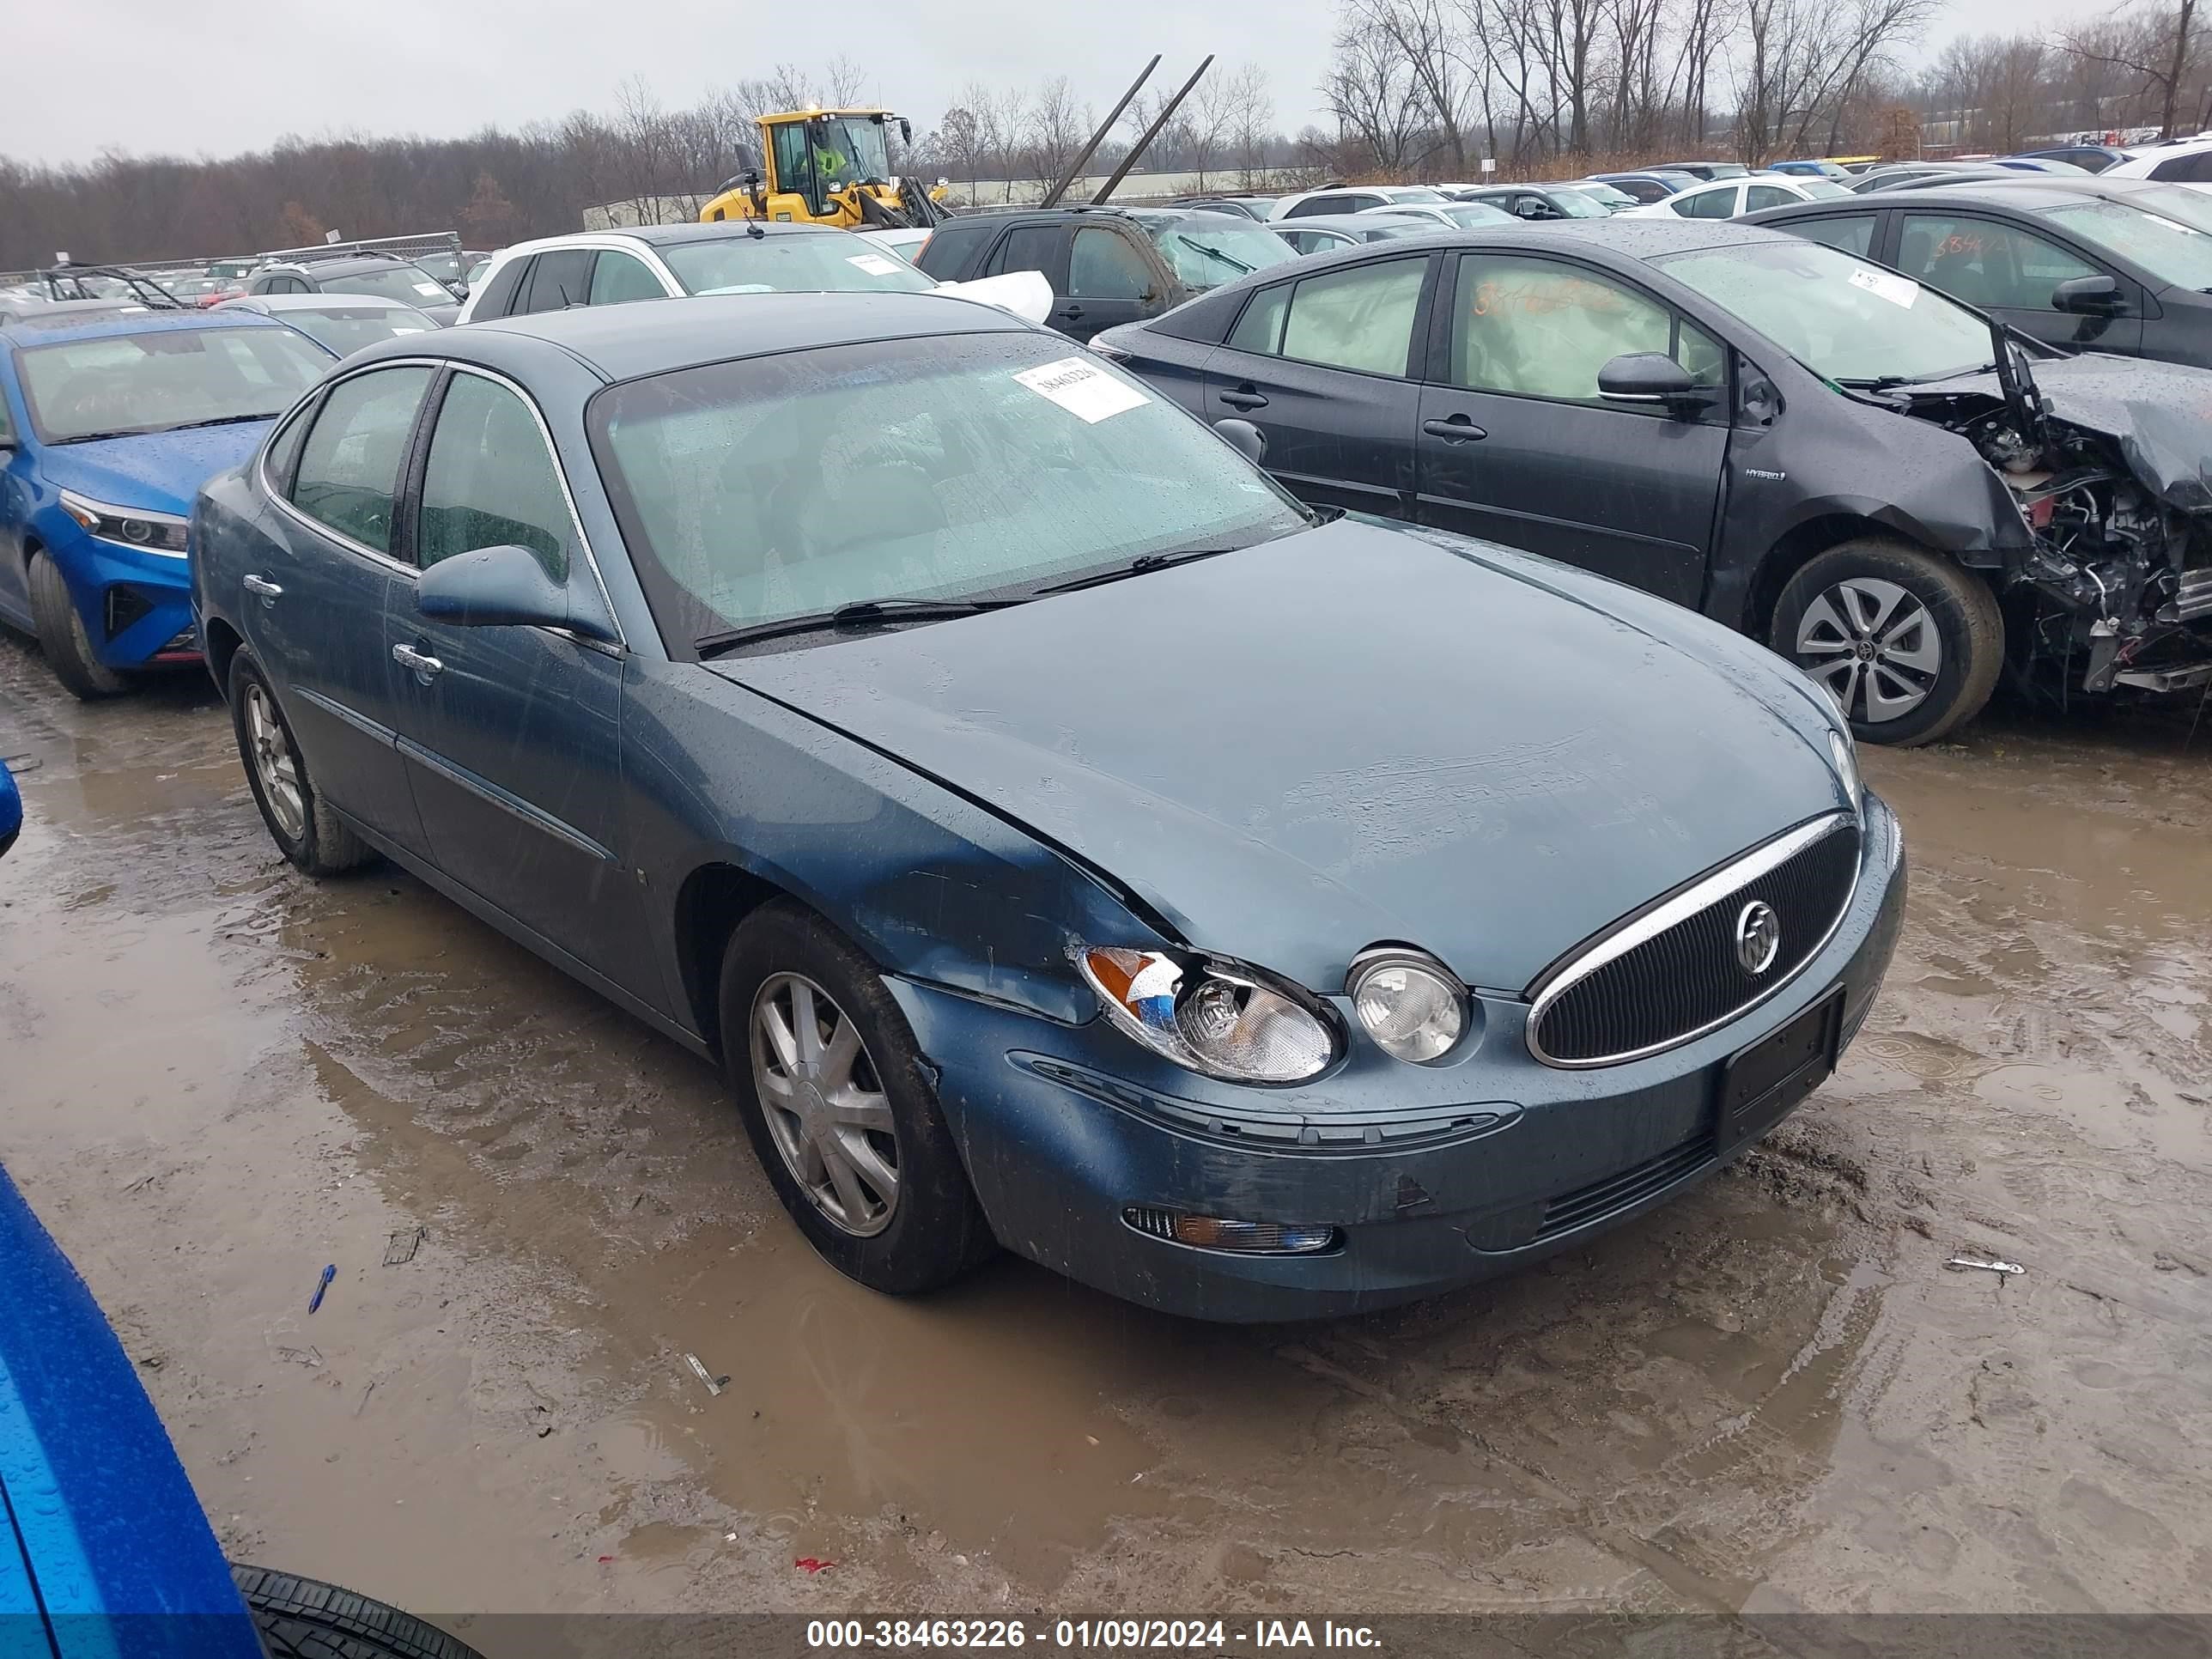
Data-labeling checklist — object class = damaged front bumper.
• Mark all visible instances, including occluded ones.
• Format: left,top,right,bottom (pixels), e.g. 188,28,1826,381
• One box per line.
891,797,1905,1322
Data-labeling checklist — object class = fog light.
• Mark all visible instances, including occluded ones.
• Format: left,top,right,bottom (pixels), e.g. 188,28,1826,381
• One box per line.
1122,1206,1337,1254
1347,946,1467,1063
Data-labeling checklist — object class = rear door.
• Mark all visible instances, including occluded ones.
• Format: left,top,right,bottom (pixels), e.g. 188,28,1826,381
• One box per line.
1059,224,1162,342
252,363,436,851
1199,252,1436,520
1891,208,2145,355
384,366,655,997
1411,250,1728,608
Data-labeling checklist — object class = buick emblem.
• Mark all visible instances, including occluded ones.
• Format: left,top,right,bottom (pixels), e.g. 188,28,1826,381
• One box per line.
1735,901,1781,975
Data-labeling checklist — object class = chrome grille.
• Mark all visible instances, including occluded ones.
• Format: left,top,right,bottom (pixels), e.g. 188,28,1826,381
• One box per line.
2174,568,2212,623
1528,815,1860,1067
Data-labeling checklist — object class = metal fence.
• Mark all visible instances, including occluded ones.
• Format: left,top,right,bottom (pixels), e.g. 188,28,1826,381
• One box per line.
1,230,465,295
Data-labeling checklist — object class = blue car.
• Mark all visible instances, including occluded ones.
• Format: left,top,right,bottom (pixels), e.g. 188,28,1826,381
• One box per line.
0,756,18,858
0,309,328,697
0,1162,481,1658
192,292,1905,1322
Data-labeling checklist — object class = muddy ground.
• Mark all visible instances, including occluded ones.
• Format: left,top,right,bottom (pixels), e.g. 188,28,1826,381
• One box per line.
2,631,2208,1631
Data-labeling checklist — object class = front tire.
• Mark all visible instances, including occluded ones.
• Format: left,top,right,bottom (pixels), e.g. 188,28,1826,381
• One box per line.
231,1565,486,1659
226,650,374,876
719,901,995,1294
1771,538,2002,746
27,550,128,700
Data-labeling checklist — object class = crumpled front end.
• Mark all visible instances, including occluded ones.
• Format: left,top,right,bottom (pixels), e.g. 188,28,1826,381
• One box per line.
1903,365,2212,697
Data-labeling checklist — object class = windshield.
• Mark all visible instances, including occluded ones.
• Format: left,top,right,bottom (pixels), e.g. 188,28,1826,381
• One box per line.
589,331,1307,648
1382,187,1447,203
1568,183,1637,207
324,264,454,307
1656,239,1995,385
1144,219,1297,289
1442,203,1516,225
662,233,938,296
1546,190,1612,218
17,325,330,442
809,116,894,185
281,304,440,357
1800,179,1853,198
2042,195,2212,290
413,251,463,284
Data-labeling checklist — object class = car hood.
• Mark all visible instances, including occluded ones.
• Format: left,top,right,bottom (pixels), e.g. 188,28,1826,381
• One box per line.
37,423,272,517
712,518,1850,993
1913,353,2212,513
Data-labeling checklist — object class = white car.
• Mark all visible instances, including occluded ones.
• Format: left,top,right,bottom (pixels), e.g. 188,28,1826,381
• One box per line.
857,227,933,264
2101,136,2212,192
455,225,1050,327
1620,173,1853,220
1354,202,1519,228
1268,185,1450,222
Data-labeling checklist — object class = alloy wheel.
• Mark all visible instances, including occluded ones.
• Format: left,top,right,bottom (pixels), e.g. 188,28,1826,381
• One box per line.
750,973,900,1237
243,682,307,841
1795,577,1942,724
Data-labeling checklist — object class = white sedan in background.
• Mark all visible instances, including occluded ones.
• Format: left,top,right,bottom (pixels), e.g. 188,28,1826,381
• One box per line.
1622,174,1852,220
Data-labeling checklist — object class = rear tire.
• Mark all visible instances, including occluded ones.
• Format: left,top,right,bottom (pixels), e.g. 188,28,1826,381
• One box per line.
1770,538,2002,746
27,550,128,701
719,901,996,1294
231,1565,486,1659
225,649,375,876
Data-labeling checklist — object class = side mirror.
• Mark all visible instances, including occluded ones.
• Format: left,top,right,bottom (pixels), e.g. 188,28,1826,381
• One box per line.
1213,417,1267,465
416,544,614,640
2051,274,2126,315
1598,352,1718,413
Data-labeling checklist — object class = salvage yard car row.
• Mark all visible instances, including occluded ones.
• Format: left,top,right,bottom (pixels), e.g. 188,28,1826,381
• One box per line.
2,173,2208,1320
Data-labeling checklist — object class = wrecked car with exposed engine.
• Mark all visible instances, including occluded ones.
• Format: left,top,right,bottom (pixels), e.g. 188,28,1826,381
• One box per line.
1093,218,2212,744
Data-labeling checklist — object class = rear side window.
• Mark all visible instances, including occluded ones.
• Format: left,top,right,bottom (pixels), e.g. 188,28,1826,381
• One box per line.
417,372,573,580
983,224,1063,278
471,255,532,319
289,366,434,554
588,250,665,305
1673,187,1737,220
1746,185,1796,211
261,398,316,491
1068,228,1156,299
518,249,595,314
2150,151,2212,182
1789,215,1877,258
1263,258,1426,374
914,220,995,278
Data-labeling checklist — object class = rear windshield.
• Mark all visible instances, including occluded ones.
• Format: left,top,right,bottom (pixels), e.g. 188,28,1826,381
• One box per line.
16,326,331,442
321,265,454,306
589,330,1306,651
660,234,938,296
280,305,441,357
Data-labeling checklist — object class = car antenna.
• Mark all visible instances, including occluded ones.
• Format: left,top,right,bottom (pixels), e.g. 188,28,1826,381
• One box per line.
747,220,765,239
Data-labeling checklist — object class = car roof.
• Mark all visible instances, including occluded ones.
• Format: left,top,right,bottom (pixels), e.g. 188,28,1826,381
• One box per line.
1273,213,1415,234
0,307,289,348
410,289,1034,382
224,291,422,312
1771,174,2185,212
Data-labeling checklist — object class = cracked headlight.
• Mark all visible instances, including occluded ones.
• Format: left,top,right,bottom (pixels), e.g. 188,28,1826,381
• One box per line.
1828,728,1862,814
1074,945,1336,1085
60,489,188,556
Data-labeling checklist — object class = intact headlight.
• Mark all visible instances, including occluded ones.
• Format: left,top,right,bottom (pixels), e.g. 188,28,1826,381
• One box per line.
1828,728,1862,814
1074,945,1337,1085
59,489,189,556
1347,947,1468,1064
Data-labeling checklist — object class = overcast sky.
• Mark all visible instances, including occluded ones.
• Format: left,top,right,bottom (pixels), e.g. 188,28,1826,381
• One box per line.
5,0,2090,168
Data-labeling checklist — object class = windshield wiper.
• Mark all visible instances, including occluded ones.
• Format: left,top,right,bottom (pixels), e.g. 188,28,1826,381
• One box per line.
1183,242,1255,276
1840,362,1993,392
161,413,281,431
694,595,1029,656
1036,545,1242,594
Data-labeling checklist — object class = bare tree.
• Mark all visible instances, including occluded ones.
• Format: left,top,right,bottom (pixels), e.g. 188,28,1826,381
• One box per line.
1024,76,1091,192
1322,15,1430,173
2059,0,2202,137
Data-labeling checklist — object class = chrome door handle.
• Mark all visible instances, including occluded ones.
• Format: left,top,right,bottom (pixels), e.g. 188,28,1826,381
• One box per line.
243,574,283,603
392,642,444,680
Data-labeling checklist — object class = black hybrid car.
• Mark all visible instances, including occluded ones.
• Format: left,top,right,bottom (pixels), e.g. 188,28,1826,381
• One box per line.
1744,177,2212,368
1095,220,2212,744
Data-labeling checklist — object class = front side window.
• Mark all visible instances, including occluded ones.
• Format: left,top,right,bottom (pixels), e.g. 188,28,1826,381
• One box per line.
1656,239,1996,386
1447,254,1722,404
588,251,667,305
16,326,331,443
589,332,1306,650
417,373,573,580
1896,214,2100,311
1269,258,1426,374
659,233,935,296
289,366,434,553
1067,228,1155,300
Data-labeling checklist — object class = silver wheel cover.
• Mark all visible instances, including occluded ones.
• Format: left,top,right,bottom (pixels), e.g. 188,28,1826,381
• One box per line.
1796,577,1942,724
750,973,900,1237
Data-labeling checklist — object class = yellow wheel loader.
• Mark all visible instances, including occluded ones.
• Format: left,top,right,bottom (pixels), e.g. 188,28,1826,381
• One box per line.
700,109,948,230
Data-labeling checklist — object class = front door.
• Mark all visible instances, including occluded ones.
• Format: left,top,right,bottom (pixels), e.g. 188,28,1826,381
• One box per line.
252,364,434,851
1199,254,1435,520
385,367,654,999
1411,251,1728,608
1891,210,2146,356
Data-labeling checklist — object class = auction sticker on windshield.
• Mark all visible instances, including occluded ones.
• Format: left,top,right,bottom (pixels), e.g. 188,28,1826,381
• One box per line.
1014,357,1149,423
413,282,445,296
848,254,905,276
1848,265,1918,309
